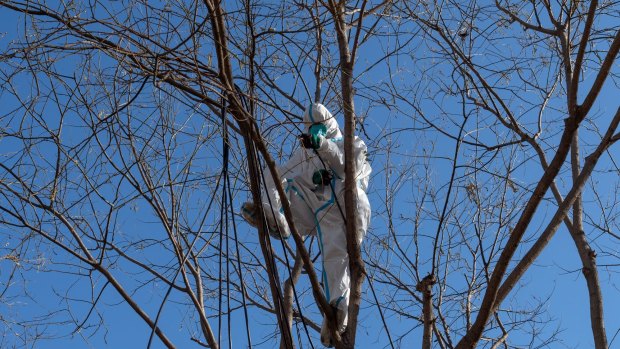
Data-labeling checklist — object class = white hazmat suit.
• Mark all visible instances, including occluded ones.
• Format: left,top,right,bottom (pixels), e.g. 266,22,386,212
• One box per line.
242,103,371,346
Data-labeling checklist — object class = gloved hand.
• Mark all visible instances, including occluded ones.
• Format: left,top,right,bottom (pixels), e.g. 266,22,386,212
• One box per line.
299,133,313,149
300,132,324,149
312,169,333,186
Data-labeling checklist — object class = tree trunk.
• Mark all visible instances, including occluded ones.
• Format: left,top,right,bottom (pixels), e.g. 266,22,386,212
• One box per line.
327,1,368,348
417,274,437,349
569,130,608,349
280,251,304,349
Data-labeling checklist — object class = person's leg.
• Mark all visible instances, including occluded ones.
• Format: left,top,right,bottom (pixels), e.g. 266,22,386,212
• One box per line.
241,186,291,239
317,210,349,347
241,178,319,239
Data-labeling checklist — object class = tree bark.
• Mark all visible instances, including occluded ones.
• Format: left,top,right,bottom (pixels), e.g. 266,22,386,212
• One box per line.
417,274,437,349
492,107,620,345
328,1,367,347
455,116,580,349
569,130,608,349
280,251,304,349
245,135,294,348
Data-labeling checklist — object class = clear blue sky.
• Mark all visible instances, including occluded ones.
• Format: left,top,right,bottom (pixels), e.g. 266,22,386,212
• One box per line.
1,2,619,349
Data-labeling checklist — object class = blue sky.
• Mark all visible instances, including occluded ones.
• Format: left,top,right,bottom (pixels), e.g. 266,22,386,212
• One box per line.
1,1,620,349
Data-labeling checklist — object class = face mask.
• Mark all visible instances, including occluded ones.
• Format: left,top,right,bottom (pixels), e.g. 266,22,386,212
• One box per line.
308,123,327,138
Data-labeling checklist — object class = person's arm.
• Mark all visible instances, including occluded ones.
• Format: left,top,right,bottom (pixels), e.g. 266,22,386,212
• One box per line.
316,138,345,179
353,137,371,192
316,136,372,181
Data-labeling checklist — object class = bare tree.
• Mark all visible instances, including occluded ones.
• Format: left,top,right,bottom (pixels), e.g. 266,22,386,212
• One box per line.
1,1,620,349
370,1,620,348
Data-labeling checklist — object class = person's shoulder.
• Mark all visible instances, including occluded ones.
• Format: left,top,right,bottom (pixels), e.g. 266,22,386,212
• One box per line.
353,136,368,147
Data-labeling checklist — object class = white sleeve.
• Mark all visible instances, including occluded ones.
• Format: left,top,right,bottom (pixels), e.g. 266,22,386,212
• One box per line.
317,137,370,188
353,137,371,192
316,139,346,179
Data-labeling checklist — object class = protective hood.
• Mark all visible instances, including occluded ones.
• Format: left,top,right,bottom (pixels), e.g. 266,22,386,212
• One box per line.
303,103,343,140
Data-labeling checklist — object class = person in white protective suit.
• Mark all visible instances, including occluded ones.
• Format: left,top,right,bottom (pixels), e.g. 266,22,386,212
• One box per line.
241,103,371,347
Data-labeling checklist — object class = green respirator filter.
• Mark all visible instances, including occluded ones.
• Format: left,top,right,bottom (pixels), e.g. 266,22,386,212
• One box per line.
308,123,327,137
